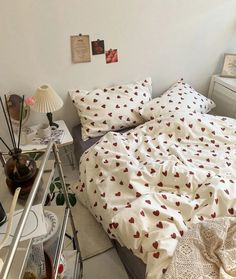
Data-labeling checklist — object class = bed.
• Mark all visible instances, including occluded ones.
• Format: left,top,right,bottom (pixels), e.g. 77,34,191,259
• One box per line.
70,78,236,279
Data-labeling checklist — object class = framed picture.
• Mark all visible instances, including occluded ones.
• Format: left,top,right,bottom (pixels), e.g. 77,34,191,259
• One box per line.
91,39,105,55
221,53,236,78
105,49,118,64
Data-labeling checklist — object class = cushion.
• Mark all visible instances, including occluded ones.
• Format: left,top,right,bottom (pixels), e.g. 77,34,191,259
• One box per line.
69,77,152,140
140,79,215,121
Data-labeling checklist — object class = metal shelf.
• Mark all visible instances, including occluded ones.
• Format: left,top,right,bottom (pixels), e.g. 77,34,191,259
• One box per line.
0,141,83,279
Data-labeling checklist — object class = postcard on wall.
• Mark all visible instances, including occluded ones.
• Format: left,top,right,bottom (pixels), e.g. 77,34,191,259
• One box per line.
71,35,91,63
91,39,105,55
105,49,118,64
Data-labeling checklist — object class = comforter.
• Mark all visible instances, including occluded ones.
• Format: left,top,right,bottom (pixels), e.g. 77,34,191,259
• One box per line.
77,111,236,279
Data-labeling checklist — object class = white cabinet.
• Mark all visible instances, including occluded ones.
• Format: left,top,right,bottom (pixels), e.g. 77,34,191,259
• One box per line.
208,75,236,118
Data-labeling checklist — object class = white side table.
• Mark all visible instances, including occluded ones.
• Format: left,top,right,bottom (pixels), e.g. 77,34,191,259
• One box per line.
20,120,74,168
208,75,236,118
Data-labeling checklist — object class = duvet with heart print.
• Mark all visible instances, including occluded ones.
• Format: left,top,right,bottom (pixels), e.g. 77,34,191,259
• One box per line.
77,111,236,279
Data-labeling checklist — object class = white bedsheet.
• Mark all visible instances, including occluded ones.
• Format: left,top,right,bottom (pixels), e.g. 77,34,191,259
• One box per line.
77,111,236,279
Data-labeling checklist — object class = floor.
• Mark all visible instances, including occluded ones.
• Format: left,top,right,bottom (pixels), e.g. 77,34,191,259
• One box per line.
61,150,129,279
83,248,129,279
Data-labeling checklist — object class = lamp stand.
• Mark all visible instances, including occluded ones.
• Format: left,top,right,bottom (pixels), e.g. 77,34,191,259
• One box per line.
46,112,59,128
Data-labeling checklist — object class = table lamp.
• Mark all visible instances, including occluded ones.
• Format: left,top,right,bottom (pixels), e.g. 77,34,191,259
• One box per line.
31,85,63,128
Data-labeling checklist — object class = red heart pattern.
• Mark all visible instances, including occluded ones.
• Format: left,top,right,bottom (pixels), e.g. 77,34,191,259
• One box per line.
69,78,152,140
77,110,236,279
140,79,215,121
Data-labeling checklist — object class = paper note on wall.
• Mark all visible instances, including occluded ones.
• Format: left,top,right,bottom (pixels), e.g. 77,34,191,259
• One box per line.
71,34,91,63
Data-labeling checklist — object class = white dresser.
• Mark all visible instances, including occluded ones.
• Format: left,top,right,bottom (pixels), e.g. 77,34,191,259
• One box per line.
208,75,236,118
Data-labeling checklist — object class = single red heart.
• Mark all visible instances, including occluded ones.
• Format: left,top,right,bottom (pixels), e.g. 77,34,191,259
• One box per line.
171,233,176,239
140,210,145,216
153,252,160,258
224,189,229,195
128,183,133,189
113,222,119,229
211,212,216,218
185,182,191,188
153,210,160,216
194,204,199,210
162,171,167,176
129,217,135,223
152,241,159,249
156,221,163,229
136,192,141,198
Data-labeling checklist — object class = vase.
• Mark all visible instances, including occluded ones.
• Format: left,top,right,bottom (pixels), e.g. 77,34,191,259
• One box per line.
4,149,38,198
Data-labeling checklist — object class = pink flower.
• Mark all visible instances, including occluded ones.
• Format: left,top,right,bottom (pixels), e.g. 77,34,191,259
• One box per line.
25,96,35,106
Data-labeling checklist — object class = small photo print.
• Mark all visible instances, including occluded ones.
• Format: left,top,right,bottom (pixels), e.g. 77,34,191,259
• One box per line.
105,49,118,64
91,40,105,55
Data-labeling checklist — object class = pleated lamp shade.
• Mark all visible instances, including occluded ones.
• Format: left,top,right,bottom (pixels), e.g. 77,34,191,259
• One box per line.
31,85,63,113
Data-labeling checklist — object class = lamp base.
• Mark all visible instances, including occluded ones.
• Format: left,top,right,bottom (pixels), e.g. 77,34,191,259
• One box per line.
46,112,59,129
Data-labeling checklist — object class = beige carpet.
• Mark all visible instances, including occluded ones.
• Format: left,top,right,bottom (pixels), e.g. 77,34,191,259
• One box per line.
67,200,113,260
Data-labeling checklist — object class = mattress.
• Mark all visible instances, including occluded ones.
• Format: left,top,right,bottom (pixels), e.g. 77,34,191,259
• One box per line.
72,124,103,166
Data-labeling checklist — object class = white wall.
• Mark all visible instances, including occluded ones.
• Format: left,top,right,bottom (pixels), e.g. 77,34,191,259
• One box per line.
1,0,236,142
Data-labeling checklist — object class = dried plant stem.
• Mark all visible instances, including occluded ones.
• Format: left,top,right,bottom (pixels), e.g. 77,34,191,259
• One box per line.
0,96,15,150
4,95,17,150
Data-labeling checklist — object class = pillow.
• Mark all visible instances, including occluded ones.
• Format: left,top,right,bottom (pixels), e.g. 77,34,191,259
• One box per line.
140,79,215,121
69,77,152,140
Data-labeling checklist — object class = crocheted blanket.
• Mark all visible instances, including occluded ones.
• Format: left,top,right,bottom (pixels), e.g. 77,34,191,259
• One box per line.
165,217,236,279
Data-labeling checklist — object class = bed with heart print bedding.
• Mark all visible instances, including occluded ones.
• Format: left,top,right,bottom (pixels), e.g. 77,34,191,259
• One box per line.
76,111,236,279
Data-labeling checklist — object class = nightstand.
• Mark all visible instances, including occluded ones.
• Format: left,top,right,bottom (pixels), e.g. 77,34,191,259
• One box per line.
21,120,74,168
208,75,236,118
